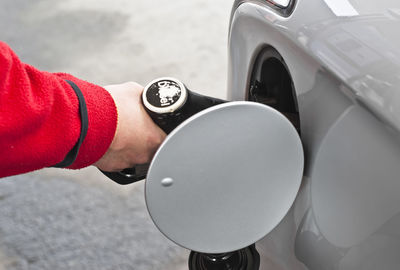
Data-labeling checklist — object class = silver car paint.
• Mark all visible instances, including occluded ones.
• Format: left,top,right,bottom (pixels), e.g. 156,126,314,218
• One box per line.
228,0,400,269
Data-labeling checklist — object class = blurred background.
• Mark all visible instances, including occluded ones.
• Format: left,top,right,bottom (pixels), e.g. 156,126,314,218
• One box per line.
0,0,231,269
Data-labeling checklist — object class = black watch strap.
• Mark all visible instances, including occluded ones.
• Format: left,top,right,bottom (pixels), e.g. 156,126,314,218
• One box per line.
53,80,89,168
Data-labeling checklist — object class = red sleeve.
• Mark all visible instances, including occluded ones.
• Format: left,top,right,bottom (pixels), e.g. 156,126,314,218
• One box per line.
0,41,118,177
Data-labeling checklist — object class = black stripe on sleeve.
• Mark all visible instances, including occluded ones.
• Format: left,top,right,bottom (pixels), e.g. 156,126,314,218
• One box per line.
53,80,89,168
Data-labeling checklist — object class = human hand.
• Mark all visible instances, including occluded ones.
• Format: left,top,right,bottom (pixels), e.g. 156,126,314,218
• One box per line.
94,82,166,172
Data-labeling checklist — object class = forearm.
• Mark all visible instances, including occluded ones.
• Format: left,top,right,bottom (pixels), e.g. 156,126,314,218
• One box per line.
0,41,117,177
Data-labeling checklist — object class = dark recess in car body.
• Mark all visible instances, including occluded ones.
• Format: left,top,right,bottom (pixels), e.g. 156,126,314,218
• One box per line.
249,46,300,133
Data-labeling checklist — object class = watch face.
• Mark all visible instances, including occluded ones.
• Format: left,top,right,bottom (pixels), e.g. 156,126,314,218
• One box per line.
146,79,183,109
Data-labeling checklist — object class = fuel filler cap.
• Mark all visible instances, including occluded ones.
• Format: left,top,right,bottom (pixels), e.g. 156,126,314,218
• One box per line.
145,102,304,253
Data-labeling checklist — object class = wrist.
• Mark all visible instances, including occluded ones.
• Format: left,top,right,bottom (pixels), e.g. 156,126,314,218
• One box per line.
55,74,118,169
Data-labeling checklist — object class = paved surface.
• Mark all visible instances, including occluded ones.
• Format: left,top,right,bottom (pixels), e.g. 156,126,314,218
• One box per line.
0,0,231,269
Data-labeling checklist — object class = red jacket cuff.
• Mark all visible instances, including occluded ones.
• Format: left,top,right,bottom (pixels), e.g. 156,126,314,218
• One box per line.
55,73,117,169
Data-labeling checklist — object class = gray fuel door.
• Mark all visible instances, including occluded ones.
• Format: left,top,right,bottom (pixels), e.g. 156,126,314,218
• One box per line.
145,101,304,253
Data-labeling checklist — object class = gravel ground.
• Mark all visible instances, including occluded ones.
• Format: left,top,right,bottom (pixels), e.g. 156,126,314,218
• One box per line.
0,0,232,269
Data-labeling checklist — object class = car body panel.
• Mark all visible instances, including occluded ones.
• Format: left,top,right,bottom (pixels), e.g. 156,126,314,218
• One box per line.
228,1,400,269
